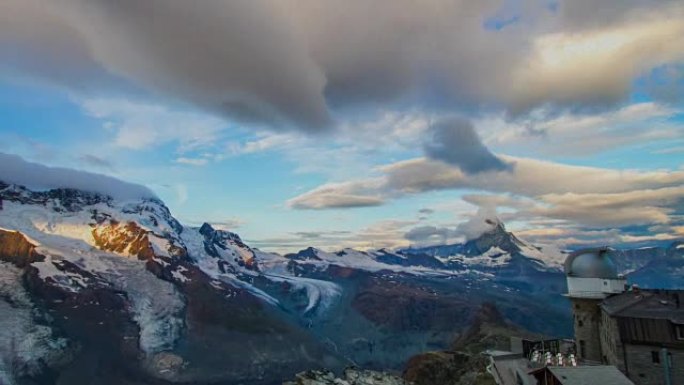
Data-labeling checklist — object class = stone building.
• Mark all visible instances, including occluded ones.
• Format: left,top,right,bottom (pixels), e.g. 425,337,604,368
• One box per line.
564,248,684,385
530,365,634,385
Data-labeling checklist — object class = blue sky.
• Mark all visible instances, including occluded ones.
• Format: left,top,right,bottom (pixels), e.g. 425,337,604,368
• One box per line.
1,1,683,252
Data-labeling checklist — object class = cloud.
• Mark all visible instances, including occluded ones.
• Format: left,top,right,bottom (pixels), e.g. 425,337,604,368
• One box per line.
532,187,684,227
508,12,684,114
207,220,244,231
289,156,682,209
288,194,384,210
0,0,329,131
404,225,460,246
2,0,683,132
292,230,352,240
0,152,155,200
654,146,684,155
423,117,511,174
287,180,386,210
78,154,114,170
180,218,245,231
481,102,683,156
81,98,224,151
175,157,209,167
380,156,684,196
289,156,684,231
458,187,684,246
227,133,299,156
249,219,416,251
455,206,501,240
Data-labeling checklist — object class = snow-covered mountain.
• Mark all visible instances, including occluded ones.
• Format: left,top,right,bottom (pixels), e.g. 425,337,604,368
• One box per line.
0,181,347,384
0,171,680,385
283,218,563,279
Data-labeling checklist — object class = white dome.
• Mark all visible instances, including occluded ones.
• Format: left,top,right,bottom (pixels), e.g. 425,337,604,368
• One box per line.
564,247,618,279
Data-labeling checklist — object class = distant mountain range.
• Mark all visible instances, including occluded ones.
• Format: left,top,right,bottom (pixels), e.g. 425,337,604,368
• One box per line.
0,180,681,384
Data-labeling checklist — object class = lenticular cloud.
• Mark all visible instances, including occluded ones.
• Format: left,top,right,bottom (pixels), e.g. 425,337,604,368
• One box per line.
0,152,156,200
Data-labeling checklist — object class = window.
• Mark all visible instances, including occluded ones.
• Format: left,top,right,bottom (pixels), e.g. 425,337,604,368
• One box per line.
676,325,684,340
580,340,586,358
651,351,660,364
578,319,584,327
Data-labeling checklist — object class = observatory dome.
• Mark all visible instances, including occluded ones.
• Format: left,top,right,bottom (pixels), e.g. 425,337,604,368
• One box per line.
564,247,618,279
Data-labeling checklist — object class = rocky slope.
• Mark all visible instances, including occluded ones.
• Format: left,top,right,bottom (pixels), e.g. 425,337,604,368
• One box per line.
402,303,526,385
284,368,408,385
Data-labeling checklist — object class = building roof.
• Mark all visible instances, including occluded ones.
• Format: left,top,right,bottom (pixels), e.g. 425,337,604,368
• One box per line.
564,247,619,279
489,356,537,385
601,289,684,324
538,366,634,385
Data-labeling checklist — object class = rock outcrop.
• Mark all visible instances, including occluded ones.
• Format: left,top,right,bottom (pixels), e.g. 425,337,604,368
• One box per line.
285,368,409,385
0,229,44,267
402,303,534,385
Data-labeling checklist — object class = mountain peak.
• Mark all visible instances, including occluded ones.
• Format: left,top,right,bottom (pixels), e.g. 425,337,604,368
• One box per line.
285,246,324,261
483,218,505,233
468,219,522,255
199,222,216,236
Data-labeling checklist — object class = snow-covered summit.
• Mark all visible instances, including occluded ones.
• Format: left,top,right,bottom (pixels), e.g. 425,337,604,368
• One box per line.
0,152,156,200
399,218,564,269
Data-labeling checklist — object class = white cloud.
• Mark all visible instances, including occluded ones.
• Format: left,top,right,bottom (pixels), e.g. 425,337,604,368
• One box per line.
481,102,683,156
80,98,224,152
508,13,684,113
287,179,386,210
653,145,684,155
289,156,684,232
181,218,244,231
248,219,417,251
227,133,299,156
175,157,209,167
0,152,155,200
532,187,684,227
289,155,684,209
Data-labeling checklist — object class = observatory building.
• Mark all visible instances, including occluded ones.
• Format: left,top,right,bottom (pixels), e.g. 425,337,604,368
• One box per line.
564,247,627,362
564,247,684,385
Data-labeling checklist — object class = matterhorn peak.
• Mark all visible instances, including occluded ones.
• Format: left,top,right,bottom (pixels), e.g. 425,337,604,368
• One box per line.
484,218,505,232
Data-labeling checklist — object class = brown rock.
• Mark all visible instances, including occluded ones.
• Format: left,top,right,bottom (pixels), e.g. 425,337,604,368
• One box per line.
0,229,44,267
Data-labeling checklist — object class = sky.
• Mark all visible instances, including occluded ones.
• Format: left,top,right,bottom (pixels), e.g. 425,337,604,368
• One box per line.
0,0,683,253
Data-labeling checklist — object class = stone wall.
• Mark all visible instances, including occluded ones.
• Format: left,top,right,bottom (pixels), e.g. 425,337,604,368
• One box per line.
571,298,603,362
623,344,684,385
600,310,626,372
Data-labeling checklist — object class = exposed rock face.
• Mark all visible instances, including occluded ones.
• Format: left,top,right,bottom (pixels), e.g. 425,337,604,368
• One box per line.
0,184,112,212
199,222,258,270
0,229,44,267
285,368,410,385
92,220,157,260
